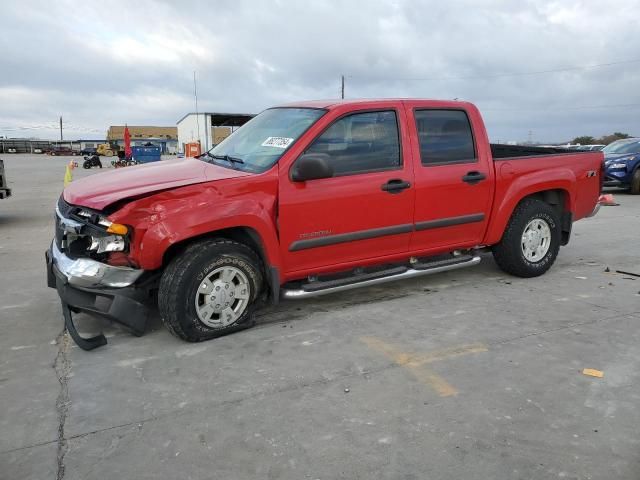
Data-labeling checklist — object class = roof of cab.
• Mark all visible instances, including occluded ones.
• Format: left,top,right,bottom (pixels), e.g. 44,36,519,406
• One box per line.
276,98,475,110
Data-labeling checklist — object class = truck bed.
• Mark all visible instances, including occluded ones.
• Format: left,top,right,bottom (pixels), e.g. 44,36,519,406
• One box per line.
491,143,574,159
483,149,603,247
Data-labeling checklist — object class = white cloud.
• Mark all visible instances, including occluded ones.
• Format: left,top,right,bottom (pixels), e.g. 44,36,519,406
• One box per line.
1,0,639,141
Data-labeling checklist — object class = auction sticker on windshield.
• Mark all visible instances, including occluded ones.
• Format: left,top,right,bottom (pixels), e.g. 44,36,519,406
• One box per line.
262,137,294,148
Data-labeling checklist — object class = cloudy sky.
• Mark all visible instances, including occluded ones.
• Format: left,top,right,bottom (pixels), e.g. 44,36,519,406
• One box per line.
1,0,639,142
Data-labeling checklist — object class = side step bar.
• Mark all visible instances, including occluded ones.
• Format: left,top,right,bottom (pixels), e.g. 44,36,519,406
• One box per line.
281,255,481,300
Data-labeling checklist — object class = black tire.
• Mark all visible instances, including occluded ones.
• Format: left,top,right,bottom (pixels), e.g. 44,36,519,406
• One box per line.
630,168,640,195
492,198,561,278
158,239,264,342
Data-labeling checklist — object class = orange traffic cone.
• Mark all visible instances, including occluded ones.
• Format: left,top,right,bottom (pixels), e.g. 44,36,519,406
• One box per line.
598,193,619,206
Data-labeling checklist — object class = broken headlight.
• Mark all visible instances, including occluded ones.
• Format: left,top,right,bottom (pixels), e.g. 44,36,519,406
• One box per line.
75,209,128,253
89,235,126,253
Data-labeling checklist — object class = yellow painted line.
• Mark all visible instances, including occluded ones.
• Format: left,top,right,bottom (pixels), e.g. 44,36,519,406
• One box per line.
361,337,487,397
408,363,459,397
413,343,488,365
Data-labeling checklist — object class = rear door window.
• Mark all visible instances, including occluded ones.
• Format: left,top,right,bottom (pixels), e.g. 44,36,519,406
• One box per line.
414,110,476,165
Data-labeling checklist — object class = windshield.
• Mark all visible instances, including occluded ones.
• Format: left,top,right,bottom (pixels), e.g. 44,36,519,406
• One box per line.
204,107,325,172
602,139,640,155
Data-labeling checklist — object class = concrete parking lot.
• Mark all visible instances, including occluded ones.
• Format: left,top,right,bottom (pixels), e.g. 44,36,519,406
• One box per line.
1,154,639,480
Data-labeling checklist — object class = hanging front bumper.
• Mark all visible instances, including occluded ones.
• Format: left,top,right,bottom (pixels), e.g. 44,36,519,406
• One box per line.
46,242,151,337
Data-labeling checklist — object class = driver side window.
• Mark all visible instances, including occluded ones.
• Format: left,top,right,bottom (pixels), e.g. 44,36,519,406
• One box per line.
306,110,401,176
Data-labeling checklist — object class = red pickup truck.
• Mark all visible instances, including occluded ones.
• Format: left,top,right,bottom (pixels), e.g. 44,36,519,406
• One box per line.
46,99,603,348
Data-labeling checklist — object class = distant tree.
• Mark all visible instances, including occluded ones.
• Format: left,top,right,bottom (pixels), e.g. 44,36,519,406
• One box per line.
570,133,633,146
572,136,596,145
598,132,632,145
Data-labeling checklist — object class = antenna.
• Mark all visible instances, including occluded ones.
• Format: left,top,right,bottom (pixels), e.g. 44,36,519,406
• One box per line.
341,75,345,99
193,71,200,144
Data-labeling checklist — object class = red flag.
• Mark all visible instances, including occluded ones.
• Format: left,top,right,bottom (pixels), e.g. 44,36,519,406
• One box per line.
124,125,132,159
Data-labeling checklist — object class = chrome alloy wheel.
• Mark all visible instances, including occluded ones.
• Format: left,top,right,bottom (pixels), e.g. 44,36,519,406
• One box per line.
195,266,250,327
521,218,551,262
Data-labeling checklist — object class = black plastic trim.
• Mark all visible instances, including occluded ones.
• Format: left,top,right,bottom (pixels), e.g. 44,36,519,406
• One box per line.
561,211,573,246
289,224,413,251
420,159,477,167
415,213,485,231
493,152,596,162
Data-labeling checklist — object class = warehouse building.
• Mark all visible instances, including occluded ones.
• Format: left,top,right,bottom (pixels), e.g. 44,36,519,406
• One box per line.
106,126,178,154
176,112,254,154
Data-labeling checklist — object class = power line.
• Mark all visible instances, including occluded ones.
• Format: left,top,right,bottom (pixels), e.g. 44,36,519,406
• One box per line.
481,102,640,112
350,58,640,82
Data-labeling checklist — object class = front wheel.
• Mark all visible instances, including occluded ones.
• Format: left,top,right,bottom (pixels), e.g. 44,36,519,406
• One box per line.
158,239,264,342
492,198,561,278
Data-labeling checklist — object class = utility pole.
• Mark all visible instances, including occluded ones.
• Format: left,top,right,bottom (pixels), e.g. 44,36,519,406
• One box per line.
341,75,345,99
59,116,63,142
193,71,201,149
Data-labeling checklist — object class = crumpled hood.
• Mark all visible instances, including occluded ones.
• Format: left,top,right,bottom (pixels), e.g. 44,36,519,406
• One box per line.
64,158,251,210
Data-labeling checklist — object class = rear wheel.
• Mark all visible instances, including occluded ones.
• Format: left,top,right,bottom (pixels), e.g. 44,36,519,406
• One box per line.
630,168,640,195
158,239,264,342
492,198,561,278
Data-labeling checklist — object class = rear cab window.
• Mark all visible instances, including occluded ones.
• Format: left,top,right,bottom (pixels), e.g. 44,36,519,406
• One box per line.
414,109,477,166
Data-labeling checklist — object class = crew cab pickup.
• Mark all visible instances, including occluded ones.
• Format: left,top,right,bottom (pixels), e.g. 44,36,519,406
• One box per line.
46,99,603,348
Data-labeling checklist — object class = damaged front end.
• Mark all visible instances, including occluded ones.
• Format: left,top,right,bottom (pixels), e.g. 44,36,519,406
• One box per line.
46,196,156,350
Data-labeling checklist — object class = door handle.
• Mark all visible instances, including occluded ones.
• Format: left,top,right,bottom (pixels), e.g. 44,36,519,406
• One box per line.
461,171,486,185
381,179,411,194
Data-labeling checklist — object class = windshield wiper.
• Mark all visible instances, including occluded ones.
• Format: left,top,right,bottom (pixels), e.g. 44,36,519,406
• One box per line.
205,152,245,164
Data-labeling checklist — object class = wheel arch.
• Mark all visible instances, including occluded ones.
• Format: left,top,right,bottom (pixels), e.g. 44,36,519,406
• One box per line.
161,226,281,304
486,186,573,246
522,189,572,245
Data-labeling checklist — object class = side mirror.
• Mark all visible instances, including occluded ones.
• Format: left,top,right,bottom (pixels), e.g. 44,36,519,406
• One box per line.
291,153,334,182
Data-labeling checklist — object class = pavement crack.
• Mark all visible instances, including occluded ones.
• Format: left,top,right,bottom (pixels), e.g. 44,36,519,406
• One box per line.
489,311,630,346
52,329,72,480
